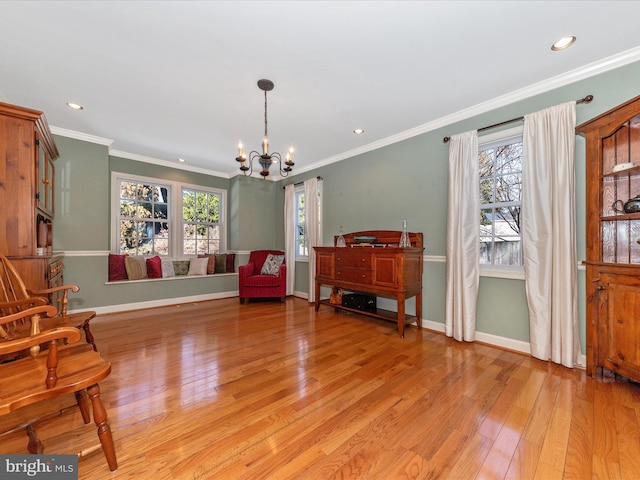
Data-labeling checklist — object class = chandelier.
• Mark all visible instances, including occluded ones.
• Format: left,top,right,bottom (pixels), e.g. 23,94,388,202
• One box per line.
236,79,294,178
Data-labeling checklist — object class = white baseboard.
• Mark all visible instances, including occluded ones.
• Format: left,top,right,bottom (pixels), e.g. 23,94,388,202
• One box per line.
82,290,239,318
422,319,586,368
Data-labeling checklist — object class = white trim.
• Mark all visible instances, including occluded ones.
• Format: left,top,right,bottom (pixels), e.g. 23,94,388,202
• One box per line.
422,318,586,368
478,126,523,146
81,291,238,317
294,290,309,300
480,266,525,280
110,149,231,178
424,255,446,263
61,250,110,257
50,126,113,146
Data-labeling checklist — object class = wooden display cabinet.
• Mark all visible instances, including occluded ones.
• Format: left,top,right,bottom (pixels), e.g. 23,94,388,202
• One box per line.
0,101,61,298
577,96,640,382
314,230,424,337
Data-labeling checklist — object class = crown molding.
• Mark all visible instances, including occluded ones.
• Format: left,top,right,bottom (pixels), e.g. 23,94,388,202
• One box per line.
290,46,640,177
50,126,113,146
109,149,231,178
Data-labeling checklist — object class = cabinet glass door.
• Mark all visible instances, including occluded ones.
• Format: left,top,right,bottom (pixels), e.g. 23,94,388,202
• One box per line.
36,134,54,216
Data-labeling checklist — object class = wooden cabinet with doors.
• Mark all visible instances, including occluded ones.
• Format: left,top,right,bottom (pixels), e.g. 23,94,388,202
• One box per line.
0,101,62,299
577,96,640,381
314,230,424,338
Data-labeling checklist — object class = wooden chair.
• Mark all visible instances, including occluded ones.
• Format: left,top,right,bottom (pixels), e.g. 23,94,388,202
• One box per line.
0,305,117,471
0,254,96,351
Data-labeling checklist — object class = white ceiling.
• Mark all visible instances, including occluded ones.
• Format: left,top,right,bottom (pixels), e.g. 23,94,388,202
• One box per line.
2,1,640,178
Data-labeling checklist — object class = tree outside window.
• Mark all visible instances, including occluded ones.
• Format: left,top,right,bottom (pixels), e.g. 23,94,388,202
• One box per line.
479,137,523,266
182,188,221,255
118,180,169,255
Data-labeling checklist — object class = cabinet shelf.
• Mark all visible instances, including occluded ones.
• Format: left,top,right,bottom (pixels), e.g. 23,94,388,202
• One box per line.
319,299,419,326
601,213,640,221
603,165,640,178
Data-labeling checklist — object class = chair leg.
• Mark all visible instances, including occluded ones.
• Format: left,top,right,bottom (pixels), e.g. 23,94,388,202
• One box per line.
239,298,245,304
83,322,97,352
26,424,43,454
75,390,91,424
87,383,118,471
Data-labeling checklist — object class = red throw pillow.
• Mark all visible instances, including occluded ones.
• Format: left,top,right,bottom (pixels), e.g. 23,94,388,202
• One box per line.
108,253,128,281
146,255,163,279
226,253,236,273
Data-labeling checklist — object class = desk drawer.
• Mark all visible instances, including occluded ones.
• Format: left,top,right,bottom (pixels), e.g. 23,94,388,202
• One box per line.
335,268,372,283
335,253,372,268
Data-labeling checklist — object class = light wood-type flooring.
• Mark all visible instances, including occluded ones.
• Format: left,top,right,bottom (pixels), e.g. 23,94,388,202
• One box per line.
2,297,640,479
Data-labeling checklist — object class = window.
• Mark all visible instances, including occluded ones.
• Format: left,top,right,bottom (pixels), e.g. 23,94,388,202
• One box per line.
112,172,225,257
115,177,170,256
181,187,222,255
295,186,307,257
294,182,322,258
479,128,523,267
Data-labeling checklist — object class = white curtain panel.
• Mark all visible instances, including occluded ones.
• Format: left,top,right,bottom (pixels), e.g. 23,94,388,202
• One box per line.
304,178,321,303
445,130,480,342
523,101,580,368
284,184,295,296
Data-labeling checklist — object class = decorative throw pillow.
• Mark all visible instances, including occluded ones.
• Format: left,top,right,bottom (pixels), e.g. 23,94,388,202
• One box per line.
161,259,175,278
215,254,228,274
226,253,236,273
188,257,208,275
124,255,148,280
108,253,128,281
146,256,162,279
173,260,190,276
198,254,216,274
261,254,285,276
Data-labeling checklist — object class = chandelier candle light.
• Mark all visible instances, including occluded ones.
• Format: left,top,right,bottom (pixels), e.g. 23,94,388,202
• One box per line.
236,79,295,178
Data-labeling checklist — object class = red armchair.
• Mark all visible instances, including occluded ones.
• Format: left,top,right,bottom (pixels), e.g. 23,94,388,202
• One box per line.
238,250,286,304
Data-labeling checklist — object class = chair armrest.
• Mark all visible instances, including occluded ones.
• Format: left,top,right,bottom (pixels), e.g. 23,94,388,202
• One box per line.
28,285,80,316
28,284,80,296
0,326,82,356
0,305,59,342
239,263,256,279
0,297,49,312
279,263,287,279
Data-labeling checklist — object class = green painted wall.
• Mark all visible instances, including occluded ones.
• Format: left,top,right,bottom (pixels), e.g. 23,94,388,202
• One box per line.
279,59,640,352
53,137,110,251
233,175,281,251
51,59,640,351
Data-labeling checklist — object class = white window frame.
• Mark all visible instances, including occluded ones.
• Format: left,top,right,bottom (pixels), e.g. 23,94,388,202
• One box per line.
293,181,323,261
294,185,307,259
180,182,226,256
478,126,525,280
111,172,226,258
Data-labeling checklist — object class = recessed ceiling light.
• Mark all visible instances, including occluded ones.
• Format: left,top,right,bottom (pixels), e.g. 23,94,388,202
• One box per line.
353,128,364,135
177,158,186,163
551,35,576,51
66,102,84,110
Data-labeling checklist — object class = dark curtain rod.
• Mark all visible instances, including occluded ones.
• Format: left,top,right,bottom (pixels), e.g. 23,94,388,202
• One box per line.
282,176,323,189
442,94,593,143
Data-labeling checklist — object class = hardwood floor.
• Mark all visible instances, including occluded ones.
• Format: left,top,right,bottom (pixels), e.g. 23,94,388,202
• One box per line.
2,297,640,479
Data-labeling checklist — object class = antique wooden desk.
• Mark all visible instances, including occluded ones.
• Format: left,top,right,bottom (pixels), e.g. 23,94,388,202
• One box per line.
314,230,424,337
